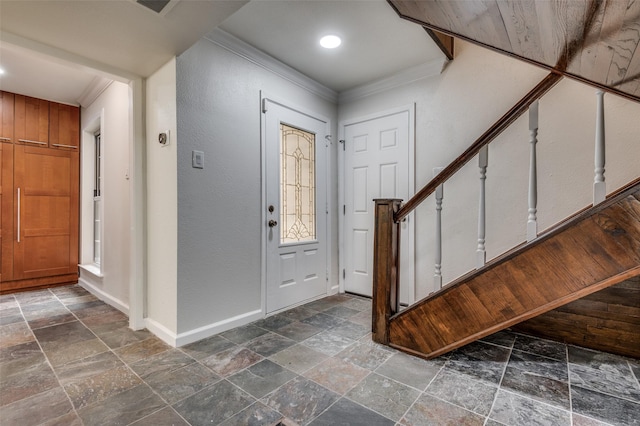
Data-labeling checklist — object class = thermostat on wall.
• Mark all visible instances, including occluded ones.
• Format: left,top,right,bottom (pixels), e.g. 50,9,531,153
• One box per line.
159,130,170,146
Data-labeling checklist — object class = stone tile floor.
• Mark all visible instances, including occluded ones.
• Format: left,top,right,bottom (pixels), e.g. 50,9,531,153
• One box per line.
1,285,639,425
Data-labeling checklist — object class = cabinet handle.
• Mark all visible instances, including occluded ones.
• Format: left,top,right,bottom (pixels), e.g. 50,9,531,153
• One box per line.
51,143,78,149
0,137,11,142
18,139,47,146
17,188,21,243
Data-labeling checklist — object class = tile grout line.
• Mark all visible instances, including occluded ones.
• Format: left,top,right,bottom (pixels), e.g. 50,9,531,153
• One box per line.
21,289,87,426
9,288,634,426
234,295,374,425
395,358,449,425
263,317,369,424
567,359,640,405
484,337,514,425
626,358,640,389
566,343,573,426
53,288,178,425
54,288,145,426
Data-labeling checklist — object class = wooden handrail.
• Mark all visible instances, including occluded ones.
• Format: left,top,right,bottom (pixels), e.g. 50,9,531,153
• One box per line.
395,72,563,222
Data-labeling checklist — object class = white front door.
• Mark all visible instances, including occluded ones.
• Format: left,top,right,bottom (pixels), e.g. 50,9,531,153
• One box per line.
342,107,414,303
264,99,328,313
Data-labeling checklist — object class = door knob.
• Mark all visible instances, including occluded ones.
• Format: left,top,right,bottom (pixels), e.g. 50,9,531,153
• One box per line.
268,219,278,227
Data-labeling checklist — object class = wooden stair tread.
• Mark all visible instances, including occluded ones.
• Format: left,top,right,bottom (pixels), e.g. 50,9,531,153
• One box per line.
388,185,640,359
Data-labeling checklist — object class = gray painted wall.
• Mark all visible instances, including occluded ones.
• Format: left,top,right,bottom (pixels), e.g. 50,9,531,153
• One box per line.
169,36,639,341
176,38,338,334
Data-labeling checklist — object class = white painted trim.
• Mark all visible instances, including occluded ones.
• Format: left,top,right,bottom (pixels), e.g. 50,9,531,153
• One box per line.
79,264,103,278
128,78,146,330
174,309,264,347
325,133,337,295
262,95,331,125
260,91,268,318
79,278,129,315
144,317,178,347
207,29,338,103
77,78,113,108
338,127,346,294
338,104,416,304
339,59,448,103
80,112,104,272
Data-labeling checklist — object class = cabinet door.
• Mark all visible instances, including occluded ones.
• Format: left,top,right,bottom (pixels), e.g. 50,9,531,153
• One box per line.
50,102,80,150
13,145,79,280
0,92,15,144
14,95,49,148
1,143,14,281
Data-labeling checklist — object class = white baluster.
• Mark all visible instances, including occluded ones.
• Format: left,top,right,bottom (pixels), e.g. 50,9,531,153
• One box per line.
527,100,539,242
594,90,606,205
477,146,488,268
434,167,444,289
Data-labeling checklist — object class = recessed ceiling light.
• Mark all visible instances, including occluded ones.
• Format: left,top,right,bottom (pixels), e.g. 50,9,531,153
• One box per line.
320,35,342,49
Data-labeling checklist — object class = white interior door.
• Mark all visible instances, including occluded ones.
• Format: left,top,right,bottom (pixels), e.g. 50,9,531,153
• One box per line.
342,107,414,303
264,99,328,313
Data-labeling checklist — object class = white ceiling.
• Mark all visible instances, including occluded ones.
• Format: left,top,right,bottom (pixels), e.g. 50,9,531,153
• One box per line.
0,0,444,105
219,0,444,92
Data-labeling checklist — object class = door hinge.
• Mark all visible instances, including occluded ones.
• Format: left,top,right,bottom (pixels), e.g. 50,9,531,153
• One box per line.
339,139,345,151
343,205,346,215
343,269,346,279
262,99,268,113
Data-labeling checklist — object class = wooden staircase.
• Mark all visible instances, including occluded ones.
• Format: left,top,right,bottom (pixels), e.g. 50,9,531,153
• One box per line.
387,182,640,359
370,72,639,360
368,0,640,360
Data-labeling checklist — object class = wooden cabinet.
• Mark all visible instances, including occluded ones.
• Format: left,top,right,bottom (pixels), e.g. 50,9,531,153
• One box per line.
0,91,79,292
50,102,80,149
15,94,49,148
0,91,15,143
12,145,79,280
1,143,14,282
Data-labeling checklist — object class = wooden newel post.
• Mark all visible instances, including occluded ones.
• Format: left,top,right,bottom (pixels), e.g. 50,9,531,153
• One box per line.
372,198,402,345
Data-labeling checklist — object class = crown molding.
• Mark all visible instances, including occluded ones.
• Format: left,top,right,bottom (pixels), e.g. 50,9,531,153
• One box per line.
204,28,448,106
205,29,338,103
77,76,113,108
338,57,448,103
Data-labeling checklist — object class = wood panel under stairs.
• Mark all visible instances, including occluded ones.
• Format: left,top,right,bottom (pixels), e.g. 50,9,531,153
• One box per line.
514,276,640,358
388,183,640,359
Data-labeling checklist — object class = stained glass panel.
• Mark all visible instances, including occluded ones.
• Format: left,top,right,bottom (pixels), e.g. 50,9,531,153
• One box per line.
280,124,316,243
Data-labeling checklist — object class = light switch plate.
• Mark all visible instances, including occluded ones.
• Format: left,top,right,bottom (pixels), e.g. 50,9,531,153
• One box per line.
192,150,204,169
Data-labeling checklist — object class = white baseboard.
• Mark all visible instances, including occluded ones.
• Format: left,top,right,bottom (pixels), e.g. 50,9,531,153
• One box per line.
174,309,264,347
78,278,129,315
146,309,264,348
144,318,178,347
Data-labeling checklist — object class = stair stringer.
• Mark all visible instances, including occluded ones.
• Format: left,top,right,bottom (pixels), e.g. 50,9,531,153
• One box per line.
388,186,640,359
